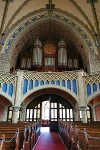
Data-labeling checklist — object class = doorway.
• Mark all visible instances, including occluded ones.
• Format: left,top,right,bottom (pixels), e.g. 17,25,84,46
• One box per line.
26,94,73,131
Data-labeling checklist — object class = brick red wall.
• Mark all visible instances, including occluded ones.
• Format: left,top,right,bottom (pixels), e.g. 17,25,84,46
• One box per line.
96,105,100,121
0,105,3,121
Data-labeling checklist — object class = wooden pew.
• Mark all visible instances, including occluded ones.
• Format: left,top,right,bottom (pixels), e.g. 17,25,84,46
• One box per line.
4,129,20,150
0,126,25,150
70,123,100,150
0,120,41,150
0,134,5,150
0,129,19,150
58,121,100,150
83,128,100,150
0,122,29,150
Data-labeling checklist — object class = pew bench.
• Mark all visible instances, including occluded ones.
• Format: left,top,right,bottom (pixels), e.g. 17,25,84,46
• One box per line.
58,121,100,150
0,120,41,150
0,134,5,150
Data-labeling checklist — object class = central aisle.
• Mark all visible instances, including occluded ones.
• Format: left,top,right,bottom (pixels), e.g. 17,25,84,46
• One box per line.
33,127,67,150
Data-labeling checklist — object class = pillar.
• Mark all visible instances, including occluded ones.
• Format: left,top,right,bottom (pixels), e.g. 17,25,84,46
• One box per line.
80,106,87,123
74,109,80,121
12,106,20,123
14,71,24,106
74,103,80,121
77,71,87,123
20,103,26,121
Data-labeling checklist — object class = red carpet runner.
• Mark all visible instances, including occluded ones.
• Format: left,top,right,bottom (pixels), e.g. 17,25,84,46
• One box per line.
34,132,66,150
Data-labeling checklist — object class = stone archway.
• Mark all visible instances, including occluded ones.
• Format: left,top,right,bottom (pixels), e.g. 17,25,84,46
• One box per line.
19,86,80,123
25,93,75,131
0,8,99,74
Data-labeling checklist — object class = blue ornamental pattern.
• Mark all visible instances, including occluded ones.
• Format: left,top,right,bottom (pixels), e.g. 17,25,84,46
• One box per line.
4,11,94,57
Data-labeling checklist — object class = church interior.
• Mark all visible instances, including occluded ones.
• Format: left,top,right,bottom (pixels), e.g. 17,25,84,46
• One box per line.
0,0,100,149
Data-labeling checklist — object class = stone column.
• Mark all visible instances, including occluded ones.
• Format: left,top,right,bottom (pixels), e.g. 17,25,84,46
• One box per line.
12,106,20,123
74,109,80,121
20,103,26,121
77,71,87,123
80,106,87,123
14,71,24,106
73,103,80,121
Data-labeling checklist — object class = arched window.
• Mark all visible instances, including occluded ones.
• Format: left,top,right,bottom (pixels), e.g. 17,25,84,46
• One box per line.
44,101,50,119
26,101,73,122
7,105,13,122
26,103,41,121
87,106,92,122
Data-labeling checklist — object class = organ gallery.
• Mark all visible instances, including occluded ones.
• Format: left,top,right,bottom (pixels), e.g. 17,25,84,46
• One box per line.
19,38,79,72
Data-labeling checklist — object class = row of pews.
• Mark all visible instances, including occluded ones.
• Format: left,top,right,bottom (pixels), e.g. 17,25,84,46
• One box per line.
0,120,41,150
58,121,100,150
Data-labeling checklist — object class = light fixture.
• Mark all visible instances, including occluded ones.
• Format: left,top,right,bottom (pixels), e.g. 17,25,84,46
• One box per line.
46,0,55,17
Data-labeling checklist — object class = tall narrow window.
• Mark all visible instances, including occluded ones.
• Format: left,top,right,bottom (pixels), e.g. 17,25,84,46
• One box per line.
44,101,50,119
7,106,13,122
87,106,92,122
26,103,41,121
59,104,73,121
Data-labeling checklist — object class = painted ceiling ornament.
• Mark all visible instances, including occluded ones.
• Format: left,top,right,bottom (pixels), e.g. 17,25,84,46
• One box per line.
46,0,55,17
87,0,98,3
2,0,14,2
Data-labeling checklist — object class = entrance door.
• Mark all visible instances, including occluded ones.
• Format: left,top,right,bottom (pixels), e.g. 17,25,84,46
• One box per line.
25,95,74,129
50,102,58,131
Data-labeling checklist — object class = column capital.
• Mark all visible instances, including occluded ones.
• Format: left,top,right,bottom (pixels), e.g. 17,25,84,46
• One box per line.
80,106,87,123
80,106,86,111
12,106,20,123
12,106,20,112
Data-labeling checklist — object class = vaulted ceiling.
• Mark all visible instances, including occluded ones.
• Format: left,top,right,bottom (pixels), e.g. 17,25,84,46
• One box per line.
0,0,100,70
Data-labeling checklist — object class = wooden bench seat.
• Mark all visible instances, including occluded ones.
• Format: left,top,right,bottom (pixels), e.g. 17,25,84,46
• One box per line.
0,120,41,150
71,124,100,150
0,129,19,150
0,134,5,150
58,121,100,150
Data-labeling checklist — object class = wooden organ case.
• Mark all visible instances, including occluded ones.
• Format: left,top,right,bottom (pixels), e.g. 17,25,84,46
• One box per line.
19,39,80,72
43,40,57,72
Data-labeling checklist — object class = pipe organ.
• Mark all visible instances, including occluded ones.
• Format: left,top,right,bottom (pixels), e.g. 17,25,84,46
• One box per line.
20,38,79,72
32,39,42,66
58,39,67,67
